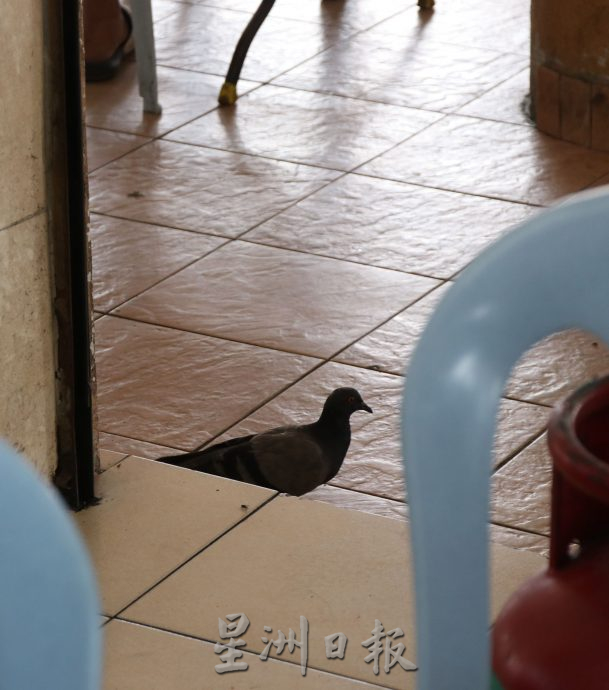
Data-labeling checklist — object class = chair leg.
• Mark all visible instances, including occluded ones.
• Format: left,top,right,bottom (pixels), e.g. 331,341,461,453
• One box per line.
130,0,162,114
418,0,435,8
218,0,276,106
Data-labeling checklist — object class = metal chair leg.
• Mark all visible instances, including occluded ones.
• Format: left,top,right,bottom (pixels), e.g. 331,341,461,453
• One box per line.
130,0,162,114
218,0,276,106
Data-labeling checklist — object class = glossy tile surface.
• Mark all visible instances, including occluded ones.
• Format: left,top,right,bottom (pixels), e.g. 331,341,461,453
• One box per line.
337,283,451,374
90,214,225,312
89,141,340,236
86,127,151,172
491,435,552,535
104,618,390,690
168,85,441,170
154,4,354,81
86,63,260,137
506,328,609,405
373,0,531,55
304,484,409,521
275,32,527,112
457,68,533,126
122,496,544,688
94,316,318,448
247,175,537,277
360,115,609,205
226,0,404,30
98,431,182,459
78,457,274,614
116,241,438,357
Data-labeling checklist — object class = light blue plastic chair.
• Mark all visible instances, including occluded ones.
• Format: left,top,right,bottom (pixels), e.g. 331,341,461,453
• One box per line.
402,187,609,690
0,441,101,690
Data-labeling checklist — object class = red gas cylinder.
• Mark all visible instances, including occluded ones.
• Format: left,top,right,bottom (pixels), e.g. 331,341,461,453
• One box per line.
492,374,609,690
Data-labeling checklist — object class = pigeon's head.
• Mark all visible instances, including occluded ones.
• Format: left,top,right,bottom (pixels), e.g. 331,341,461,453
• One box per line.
324,388,373,417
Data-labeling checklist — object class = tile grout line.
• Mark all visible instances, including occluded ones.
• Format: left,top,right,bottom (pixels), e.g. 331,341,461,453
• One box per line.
183,283,448,451
0,207,46,234
490,519,548,540
453,65,532,115
94,237,233,314
87,134,154,174
106,491,280,621
98,310,328,360
107,616,400,690
492,427,547,474
352,168,547,208
325,483,407,507
92,209,447,283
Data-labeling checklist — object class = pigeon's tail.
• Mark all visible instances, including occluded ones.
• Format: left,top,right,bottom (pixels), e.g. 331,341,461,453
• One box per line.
156,447,224,473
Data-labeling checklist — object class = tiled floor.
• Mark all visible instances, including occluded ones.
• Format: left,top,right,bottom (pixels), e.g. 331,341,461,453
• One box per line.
82,0,609,686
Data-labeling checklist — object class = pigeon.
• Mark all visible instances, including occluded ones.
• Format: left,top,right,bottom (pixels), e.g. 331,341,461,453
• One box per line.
157,387,373,496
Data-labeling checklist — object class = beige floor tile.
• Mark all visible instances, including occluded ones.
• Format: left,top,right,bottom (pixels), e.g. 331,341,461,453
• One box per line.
104,618,390,690
98,431,182,460
154,4,354,81
90,214,225,312
86,127,151,173
490,524,549,559
86,63,260,137
121,497,544,688
205,361,546,502
247,175,537,278
275,33,527,112
116,241,438,357
77,456,275,615
372,0,530,55
491,435,552,536
89,141,340,236
337,283,451,374
304,484,408,521
226,0,403,30
99,448,128,472
359,115,609,205
505,328,609,405
94,316,319,448
167,86,440,170
457,69,533,126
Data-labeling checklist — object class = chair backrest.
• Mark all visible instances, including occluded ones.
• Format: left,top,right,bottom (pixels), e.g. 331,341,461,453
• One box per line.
0,441,101,690
402,188,609,690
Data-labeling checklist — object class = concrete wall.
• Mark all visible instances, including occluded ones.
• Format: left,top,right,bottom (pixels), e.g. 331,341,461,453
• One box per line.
0,0,58,478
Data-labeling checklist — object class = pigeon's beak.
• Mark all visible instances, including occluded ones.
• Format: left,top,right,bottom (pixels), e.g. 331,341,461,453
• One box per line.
359,401,373,414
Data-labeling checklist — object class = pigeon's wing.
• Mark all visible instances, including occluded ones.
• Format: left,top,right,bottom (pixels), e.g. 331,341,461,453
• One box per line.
251,428,329,496
158,434,255,470
158,433,279,490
